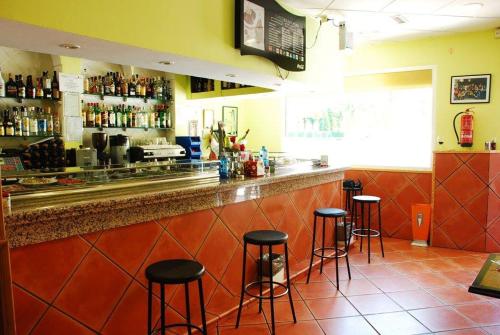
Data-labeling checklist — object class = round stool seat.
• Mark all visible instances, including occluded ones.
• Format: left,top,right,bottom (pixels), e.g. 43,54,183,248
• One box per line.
353,195,380,203
314,208,347,217
343,186,363,191
146,259,205,284
244,230,288,245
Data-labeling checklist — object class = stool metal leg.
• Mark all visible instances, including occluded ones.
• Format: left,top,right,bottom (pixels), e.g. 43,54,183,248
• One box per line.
344,215,352,280
378,202,385,257
360,203,365,252
160,284,166,335
235,241,247,328
147,280,152,335
368,204,372,264
184,283,192,335
349,201,356,247
306,215,318,283
259,245,263,313
284,242,297,323
334,217,339,289
198,278,207,335
320,216,326,274
268,244,276,335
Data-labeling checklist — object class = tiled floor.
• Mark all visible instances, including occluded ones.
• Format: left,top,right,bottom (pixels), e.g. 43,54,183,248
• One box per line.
210,238,499,335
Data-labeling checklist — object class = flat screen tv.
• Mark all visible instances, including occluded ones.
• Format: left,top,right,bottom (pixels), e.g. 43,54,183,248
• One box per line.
235,0,306,72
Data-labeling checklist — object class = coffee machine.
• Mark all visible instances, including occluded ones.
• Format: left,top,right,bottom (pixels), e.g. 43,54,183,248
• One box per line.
110,134,130,165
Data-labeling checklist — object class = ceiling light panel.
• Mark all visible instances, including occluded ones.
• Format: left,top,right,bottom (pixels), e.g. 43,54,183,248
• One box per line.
436,0,500,18
382,0,455,15
327,0,396,12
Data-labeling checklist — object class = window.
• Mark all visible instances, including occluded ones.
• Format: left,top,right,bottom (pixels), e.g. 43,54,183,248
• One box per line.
284,70,433,169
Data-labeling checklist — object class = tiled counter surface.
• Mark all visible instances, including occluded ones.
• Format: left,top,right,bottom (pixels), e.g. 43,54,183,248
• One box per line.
5,166,345,247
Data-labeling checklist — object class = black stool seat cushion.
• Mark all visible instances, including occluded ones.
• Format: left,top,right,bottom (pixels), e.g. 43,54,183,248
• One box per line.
244,230,288,245
343,186,363,191
314,208,347,217
353,195,381,203
145,259,205,284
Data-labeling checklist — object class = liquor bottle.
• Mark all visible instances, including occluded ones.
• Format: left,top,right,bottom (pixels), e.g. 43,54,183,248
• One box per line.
43,71,52,99
128,76,136,96
0,111,4,136
109,74,115,96
140,77,146,98
149,107,156,129
155,77,163,100
5,110,14,136
101,104,108,128
37,107,47,135
35,77,44,98
104,73,111,95
46,107,54,135
29,107,38,136
108,106,115,127
51,71,60,100
53,110,61,134
17,75,26,99
13,107,22,136
86,103,95,127
21,107,30,136
83,69,89,94
146,78,152,98
0,67,5,97
120,105,127,127
121,75,128,97
115,73,122,97
6,74,17,98
98,76,104,95
94,103,101,128
26,75,35,99
135,75,142,98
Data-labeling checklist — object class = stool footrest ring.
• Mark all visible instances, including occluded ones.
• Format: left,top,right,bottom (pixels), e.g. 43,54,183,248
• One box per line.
312,247,348,259
244,281,289,299
352,228,380,237
151,323,204,335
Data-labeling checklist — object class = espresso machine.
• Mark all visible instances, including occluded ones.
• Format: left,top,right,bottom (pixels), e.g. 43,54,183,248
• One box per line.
110,134,130,165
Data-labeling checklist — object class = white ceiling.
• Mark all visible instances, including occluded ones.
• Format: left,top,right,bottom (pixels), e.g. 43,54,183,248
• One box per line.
282,0,500,43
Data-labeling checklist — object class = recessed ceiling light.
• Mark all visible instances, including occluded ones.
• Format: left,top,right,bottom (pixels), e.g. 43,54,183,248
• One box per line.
225,74,237,78
59,43,80,50
464,2,484,11
274,83,282,87
159,60,175,65
391,15,408,24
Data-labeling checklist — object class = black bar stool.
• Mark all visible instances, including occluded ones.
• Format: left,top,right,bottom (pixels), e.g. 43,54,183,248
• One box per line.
343,185,363,214
350,195,385,263
306,208,352,289
236,230,296,335
146,259,207,335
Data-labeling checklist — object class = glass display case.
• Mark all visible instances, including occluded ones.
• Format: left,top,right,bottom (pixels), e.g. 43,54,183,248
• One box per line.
1,159,220,211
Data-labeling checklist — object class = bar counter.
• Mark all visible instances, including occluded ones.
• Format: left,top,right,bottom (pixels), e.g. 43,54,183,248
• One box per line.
8,164,345,334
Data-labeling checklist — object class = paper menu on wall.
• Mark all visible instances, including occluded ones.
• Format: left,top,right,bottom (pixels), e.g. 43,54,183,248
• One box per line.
64,116,83,143
59,73,84,93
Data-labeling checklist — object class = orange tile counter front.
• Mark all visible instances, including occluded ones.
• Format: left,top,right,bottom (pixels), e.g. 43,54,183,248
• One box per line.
7,168,344,335
432,151,499,253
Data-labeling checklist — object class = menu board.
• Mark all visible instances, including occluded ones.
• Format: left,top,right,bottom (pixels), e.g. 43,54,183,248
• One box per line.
235,0,306,72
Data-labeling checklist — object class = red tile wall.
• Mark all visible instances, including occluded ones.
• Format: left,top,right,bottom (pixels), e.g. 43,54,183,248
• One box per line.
433,153,499,252
344,170,432,240
9,181,341,334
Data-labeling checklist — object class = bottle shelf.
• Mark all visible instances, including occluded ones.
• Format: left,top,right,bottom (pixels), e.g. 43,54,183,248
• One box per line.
81,93,171,104
0,96,61,104
0,134,61,138
83,127,173,131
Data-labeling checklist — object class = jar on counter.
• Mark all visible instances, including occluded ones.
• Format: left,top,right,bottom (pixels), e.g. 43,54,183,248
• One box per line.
2,191,11,215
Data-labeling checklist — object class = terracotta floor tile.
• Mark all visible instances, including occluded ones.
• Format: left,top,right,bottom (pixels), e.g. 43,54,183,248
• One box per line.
274,320,325,335
366,311,430,335
293,282,342,300
430,247,470,258
408,272,455,288
305,297,359,319
261,300,314,323
454,302,500,326
348,293,403,315
218,324,270,334
409,307,477,332
380,251,409,264
428,286,487,305
338,278,382,296
388,290,444,310
369,276,420,293
483,325,500,334
323,265,364,281
447,257,485,271
293,271,330,284
404,249,441,260
355,264,400,278
388,262,433,275
318,316,378,335
418,258,461,272
441,270,478,286
348,252,385,265
219,301,267,326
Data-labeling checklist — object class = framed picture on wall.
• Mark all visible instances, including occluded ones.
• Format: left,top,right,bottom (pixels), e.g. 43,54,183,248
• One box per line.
450,74,491,104
222,106,238,135
203,109,215,128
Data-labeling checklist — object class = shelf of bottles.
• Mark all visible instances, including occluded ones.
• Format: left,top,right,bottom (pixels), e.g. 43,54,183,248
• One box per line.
0,69,62,138
190,77,215,93
81,72,174,132
221,81,253,90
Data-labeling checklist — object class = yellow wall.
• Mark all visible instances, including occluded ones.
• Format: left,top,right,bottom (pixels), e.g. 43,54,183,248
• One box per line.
345,29,500,151
345,70,433,91
0,0,341,89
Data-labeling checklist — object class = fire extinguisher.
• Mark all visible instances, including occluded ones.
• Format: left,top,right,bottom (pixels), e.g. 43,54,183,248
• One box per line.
453,108,474,147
